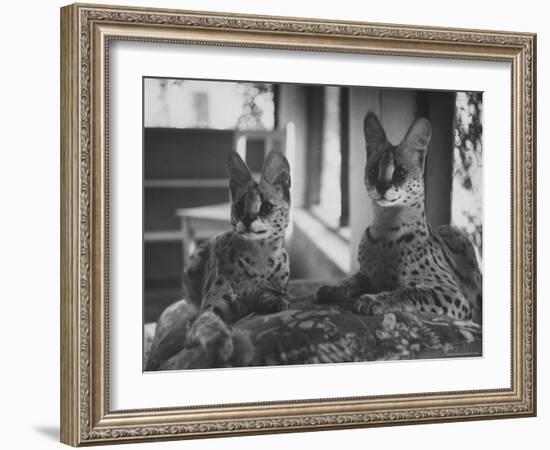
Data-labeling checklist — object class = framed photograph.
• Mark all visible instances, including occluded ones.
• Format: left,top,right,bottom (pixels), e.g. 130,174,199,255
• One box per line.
60,3,536,446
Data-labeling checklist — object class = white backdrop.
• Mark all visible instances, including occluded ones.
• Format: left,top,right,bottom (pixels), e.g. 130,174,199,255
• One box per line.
0,0,546,449
111,42,510,410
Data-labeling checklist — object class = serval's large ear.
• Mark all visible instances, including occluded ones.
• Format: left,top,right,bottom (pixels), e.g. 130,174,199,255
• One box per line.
402,117,432,153
227,152,253,199
261,150,291,189
363,112,388,158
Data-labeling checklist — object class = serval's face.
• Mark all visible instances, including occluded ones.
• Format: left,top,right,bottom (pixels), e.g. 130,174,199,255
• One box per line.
228,151,290,241
363,112,432,208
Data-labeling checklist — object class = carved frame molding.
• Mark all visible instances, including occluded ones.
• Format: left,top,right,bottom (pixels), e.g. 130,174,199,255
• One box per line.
60,3,536,446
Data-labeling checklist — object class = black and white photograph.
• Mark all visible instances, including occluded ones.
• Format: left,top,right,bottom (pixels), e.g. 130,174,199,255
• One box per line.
143,78,483,371
53,0,542,445
1,0,543,446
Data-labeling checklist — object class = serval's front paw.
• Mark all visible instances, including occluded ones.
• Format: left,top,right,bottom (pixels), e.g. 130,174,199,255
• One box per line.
187,310,234,362
316,285,343,304
276,296,291,311
258,291,291,313
354,294,385,316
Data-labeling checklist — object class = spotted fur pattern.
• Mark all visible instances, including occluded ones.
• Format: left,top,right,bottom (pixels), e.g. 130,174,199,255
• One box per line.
146,151,291,370
145,151,291,370
184,150,292,322
317,113,482,324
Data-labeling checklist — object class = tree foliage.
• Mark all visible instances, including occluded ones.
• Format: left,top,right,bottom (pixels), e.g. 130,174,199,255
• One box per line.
452,92,483,260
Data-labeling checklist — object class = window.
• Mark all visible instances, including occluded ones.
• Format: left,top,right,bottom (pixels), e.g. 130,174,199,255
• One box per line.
144,78,275,130
307,86,350,237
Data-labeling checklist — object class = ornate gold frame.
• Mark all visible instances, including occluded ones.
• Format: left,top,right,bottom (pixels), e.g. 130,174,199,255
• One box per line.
60,3,536,446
